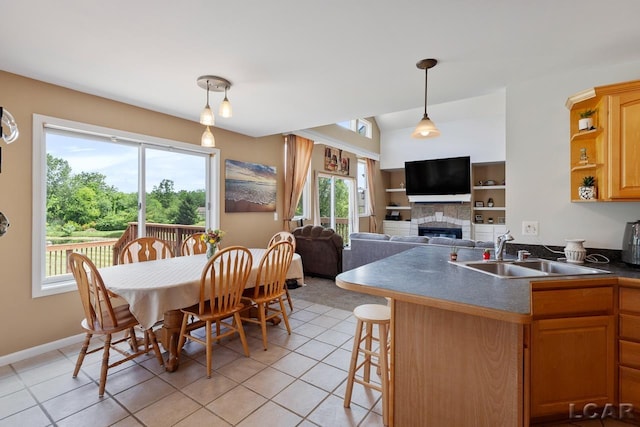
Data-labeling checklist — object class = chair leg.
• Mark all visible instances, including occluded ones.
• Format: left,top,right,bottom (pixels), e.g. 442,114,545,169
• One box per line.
285,287,294,311
234,312,250,357
128,327,139,351
73,333,92,378
215,320,221,343
344,319,364,408
279,297,291,335
176,313,189,358
98,334,112,397
258,302,268,351
205,320,213,378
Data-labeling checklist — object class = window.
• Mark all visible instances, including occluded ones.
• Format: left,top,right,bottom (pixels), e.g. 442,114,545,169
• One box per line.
336,119,372,139
293,167,311,221
32,114,220,297
357,159,369,216
317,173,358,244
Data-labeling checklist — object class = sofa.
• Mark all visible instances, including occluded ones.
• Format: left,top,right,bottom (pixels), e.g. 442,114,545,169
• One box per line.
292,225,344,279
343,232,494,271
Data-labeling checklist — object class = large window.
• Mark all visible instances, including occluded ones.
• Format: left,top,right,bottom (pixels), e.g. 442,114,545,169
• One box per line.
357,158,369,216
32,115,220,297
317,173,358,244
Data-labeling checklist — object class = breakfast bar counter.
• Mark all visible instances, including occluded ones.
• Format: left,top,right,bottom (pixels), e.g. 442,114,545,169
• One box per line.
335,244,628,427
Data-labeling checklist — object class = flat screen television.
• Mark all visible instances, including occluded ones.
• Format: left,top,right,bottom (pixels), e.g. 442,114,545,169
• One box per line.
404,156,471,196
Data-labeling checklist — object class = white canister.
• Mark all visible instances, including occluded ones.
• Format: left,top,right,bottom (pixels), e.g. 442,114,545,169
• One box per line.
564,239,587,264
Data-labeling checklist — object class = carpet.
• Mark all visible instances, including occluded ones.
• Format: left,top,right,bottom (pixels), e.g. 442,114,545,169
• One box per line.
288,276,387,311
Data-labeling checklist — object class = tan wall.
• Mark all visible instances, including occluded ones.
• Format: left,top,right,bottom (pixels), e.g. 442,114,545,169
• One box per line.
0,71,285,356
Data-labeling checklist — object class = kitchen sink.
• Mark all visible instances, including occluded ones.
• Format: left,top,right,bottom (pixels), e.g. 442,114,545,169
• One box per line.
452,259,610,279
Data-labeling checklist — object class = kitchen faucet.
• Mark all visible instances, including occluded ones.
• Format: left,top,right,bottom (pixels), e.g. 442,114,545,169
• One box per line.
494,230,514,261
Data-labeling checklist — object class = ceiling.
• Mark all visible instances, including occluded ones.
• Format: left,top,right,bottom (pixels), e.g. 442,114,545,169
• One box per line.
3,1,640,138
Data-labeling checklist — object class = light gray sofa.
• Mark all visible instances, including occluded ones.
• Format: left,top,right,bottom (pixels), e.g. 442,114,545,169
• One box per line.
342,232,494,271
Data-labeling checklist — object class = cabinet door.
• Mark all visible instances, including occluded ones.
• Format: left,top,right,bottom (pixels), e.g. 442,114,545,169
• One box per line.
531,315,615,418
609,90,640,199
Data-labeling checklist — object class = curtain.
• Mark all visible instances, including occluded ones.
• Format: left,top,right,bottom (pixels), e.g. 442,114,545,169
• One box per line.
283,134,314,230
366,158,378,233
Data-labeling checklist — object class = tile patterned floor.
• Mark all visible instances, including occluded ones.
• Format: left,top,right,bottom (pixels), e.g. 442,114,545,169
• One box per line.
1,295,638,427
0,298,385,427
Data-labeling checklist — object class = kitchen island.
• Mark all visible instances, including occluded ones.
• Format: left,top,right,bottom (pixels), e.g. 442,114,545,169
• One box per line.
335,244,632,426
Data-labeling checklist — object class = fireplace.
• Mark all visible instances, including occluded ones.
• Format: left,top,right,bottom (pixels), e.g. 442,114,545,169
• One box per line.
419,226,463,239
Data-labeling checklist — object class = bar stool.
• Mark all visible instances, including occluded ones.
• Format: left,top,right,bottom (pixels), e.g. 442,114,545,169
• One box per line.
344,303,391,426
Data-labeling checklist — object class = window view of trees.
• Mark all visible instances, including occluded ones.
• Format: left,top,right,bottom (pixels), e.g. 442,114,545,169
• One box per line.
46,154,205,239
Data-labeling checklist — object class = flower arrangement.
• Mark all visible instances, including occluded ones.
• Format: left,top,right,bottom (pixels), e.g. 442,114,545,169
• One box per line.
201,228,225,246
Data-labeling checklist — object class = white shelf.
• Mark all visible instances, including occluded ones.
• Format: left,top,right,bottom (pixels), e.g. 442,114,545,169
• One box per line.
473,207,506,211
385,188,406,192
473,185,506,190
386,206,411,210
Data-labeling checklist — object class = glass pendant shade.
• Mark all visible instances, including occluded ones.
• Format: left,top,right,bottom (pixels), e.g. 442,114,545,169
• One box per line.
219,86,232,118
219,96,232,118
201,126,215,147
411,114,441,138
200,104,215,126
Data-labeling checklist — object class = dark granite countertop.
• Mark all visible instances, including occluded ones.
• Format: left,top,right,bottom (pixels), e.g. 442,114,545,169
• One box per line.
335,244,639,324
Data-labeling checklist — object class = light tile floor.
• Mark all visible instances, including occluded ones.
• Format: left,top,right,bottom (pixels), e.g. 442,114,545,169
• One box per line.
1,295,638,427
0,298,385,427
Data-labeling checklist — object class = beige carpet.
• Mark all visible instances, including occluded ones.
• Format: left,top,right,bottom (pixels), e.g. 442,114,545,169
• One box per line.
288,276,387,311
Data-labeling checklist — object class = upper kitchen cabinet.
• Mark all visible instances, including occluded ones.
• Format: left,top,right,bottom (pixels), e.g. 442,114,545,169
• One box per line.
566,79,640,201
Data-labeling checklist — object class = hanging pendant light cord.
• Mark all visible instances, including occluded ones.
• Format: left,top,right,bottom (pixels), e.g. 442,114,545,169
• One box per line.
423,68,428,117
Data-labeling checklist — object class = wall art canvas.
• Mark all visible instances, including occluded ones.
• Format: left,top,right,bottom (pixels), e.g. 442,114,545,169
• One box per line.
225,159,277,212
324,147,350,175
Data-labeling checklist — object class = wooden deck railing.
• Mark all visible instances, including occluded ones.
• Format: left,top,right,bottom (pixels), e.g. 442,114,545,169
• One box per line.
46,223,206,277
320,217,350,245
112,223,205,264
46,239,118,276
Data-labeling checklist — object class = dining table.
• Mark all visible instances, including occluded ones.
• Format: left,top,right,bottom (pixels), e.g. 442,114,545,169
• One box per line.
99,248,304,371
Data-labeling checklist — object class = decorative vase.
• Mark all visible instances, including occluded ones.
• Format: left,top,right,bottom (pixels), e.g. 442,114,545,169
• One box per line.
578,186,596,200
564,239,586,264
206,243,217,259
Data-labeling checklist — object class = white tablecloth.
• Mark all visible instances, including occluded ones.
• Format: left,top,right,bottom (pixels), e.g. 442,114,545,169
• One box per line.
99,250,303,329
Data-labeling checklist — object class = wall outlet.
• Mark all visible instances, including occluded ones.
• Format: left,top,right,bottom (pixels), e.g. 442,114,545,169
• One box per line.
522,221,539,236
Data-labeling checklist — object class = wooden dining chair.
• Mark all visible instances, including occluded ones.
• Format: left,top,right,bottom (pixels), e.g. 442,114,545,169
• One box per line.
177,246,253,378
181,232,207,256
68,252,164,397
242,240,295,351
267,231,296,311
119,237,174,264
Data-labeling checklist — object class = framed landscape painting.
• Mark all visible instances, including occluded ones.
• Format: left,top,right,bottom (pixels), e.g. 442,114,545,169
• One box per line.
225,159,277,212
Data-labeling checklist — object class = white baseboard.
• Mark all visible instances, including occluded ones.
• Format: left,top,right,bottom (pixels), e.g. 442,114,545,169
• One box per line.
0,333,86,366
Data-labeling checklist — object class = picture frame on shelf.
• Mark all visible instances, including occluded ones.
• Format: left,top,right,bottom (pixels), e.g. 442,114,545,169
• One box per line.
475,214,483,223
498,217,506,224
475,201,484,207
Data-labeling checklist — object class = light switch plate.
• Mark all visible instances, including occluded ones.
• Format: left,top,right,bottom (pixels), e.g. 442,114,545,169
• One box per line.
522,221,539,236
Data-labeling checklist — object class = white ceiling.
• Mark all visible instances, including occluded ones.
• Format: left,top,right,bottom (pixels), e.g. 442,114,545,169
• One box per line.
3,1,640,138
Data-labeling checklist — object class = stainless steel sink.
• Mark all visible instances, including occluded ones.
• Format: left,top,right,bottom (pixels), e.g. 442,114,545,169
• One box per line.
452,259,610,279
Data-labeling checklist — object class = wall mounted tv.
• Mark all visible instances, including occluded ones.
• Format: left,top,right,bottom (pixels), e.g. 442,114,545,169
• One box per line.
404,156,471,196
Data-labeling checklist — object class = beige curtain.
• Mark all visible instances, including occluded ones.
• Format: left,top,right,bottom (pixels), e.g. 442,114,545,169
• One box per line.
283,134,314,230
366,158,378,233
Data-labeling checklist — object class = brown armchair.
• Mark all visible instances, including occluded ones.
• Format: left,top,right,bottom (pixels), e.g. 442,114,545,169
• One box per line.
292,225,343,279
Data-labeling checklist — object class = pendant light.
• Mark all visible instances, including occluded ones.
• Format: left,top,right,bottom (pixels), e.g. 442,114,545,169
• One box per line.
219,86,233,118
411,58,440,139
197,75,232,147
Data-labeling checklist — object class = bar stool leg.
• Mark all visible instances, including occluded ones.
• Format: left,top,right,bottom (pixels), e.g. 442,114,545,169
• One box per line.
344,318,363,408
363,321,373,383
379,322,390,427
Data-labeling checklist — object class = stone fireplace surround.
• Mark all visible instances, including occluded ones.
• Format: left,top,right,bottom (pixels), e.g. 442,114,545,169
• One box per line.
410,202,472,240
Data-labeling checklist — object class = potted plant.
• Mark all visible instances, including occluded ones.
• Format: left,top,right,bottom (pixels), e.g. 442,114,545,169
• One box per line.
578,176,596,200
450,246,458,261
578,109,596,131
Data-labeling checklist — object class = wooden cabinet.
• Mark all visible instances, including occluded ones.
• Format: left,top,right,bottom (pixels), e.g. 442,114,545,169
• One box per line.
618,279,640,411
473,223,507,243
529,280,616,419
566,80,640,201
